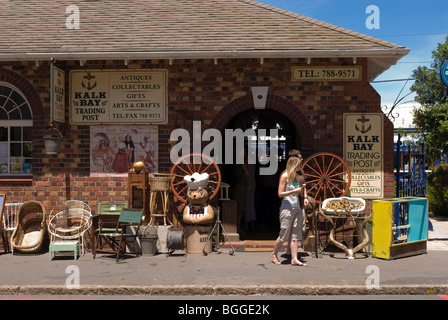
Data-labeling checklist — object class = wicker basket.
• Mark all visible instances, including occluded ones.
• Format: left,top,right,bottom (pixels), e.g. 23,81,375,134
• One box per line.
11,201,47,254
150,173,171,191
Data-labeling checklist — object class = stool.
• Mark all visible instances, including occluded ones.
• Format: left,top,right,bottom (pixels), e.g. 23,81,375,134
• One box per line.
49,240,79,261
149,190,172,225
149,174,172,226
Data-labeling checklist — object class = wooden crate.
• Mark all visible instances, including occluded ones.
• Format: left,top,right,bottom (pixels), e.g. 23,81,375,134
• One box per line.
372,197,428,260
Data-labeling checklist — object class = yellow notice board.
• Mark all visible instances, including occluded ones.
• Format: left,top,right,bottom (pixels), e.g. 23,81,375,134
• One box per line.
344,113,383,199
70,69,167,125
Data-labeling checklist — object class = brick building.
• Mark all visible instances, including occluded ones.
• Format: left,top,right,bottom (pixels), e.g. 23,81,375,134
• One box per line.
0,1,409,240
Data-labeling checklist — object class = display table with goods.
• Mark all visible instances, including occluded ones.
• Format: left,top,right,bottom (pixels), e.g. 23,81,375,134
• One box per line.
318,197,371,259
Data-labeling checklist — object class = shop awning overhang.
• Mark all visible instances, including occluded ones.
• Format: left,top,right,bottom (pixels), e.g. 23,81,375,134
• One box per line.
0,48,409,82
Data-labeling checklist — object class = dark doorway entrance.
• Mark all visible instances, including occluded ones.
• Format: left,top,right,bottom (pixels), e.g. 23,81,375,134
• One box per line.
221,109,299,240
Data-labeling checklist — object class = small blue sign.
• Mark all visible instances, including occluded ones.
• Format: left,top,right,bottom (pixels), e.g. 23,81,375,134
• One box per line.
440,61,448,86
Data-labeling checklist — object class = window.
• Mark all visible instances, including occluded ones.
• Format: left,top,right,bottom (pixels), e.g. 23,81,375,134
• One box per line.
0,83,33,176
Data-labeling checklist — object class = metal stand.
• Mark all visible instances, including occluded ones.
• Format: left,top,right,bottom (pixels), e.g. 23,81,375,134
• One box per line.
202,207,235,255
314,209,319,258
310,203,325,259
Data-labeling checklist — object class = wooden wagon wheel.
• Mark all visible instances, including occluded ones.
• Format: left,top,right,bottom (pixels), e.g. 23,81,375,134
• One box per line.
301,152,351,203
170,153,221,204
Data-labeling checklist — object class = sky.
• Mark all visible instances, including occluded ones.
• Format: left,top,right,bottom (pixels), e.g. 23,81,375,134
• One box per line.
258,0,448,109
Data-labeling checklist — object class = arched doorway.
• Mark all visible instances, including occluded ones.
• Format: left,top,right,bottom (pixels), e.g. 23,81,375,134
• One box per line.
209,93,315,157
221,108,298,240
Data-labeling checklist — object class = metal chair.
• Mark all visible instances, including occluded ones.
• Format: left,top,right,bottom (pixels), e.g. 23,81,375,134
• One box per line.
2,202,22,253
48,207,92,260
63,200,92,253
93,209,143,262
65,200,91,214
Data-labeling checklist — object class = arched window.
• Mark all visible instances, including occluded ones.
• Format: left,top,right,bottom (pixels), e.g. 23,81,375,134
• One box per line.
0,82,33,175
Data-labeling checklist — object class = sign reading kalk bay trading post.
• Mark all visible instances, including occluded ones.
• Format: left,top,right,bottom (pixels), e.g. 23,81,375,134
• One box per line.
51,65,65,124
343,113,383,199
70,69,167,124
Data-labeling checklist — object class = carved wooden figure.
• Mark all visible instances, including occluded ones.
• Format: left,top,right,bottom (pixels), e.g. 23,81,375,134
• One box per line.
182,172,215,225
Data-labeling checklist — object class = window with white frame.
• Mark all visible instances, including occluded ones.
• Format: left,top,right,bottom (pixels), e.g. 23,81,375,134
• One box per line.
0,83,33,175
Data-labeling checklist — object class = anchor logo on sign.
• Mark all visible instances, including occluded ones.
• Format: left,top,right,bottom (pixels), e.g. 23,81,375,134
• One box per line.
355,114,371,134
56,71,63,86
82,72,97,91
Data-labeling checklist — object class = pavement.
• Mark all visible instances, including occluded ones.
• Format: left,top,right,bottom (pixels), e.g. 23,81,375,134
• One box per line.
0,216,447,298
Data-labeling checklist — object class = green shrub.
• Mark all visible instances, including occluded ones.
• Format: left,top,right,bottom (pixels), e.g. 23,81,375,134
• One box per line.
427,162,448,216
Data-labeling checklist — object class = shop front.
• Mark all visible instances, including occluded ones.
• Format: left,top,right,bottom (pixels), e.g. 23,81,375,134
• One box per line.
0,1,409,245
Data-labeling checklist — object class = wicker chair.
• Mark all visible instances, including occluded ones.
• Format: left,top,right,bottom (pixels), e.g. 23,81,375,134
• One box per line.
11,201,47,254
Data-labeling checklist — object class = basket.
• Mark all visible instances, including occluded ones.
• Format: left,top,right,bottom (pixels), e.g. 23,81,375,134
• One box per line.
11,200,47,254
150,173,171,191
322,197,366,216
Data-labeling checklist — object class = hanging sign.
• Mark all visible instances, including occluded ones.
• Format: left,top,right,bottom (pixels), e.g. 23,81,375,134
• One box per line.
51,65,65,124
70,69,167,124
343,113,383,199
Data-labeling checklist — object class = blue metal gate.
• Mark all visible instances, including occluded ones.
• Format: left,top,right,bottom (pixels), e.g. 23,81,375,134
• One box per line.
395,134,427,198
393,134,428,240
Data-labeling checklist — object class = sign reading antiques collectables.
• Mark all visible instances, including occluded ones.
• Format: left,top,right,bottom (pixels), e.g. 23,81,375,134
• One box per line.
70,69,167,124
343,113,383,199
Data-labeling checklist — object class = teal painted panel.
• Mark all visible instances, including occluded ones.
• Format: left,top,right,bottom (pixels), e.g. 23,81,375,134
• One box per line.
408,199,428,242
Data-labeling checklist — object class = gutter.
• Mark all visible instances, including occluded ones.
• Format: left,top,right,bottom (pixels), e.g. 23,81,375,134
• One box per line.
0,48,410,62
0,48,409,81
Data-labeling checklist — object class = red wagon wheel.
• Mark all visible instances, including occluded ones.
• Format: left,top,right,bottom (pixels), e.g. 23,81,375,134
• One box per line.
170,153,221,204
301,152,351,204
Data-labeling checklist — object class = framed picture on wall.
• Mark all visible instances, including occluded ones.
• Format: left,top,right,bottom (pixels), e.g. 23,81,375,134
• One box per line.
90,125,158,177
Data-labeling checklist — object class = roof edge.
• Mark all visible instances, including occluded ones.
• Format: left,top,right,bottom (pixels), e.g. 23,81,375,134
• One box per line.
0,48,410,62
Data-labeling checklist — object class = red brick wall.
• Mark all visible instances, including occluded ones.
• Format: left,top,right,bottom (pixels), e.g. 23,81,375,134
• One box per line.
0,57,394,214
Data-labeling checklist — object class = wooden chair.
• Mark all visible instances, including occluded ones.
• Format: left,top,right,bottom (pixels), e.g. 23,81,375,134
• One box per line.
2,202,22,252
93,209,143,262
92,203,127,253
0,194,6,252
